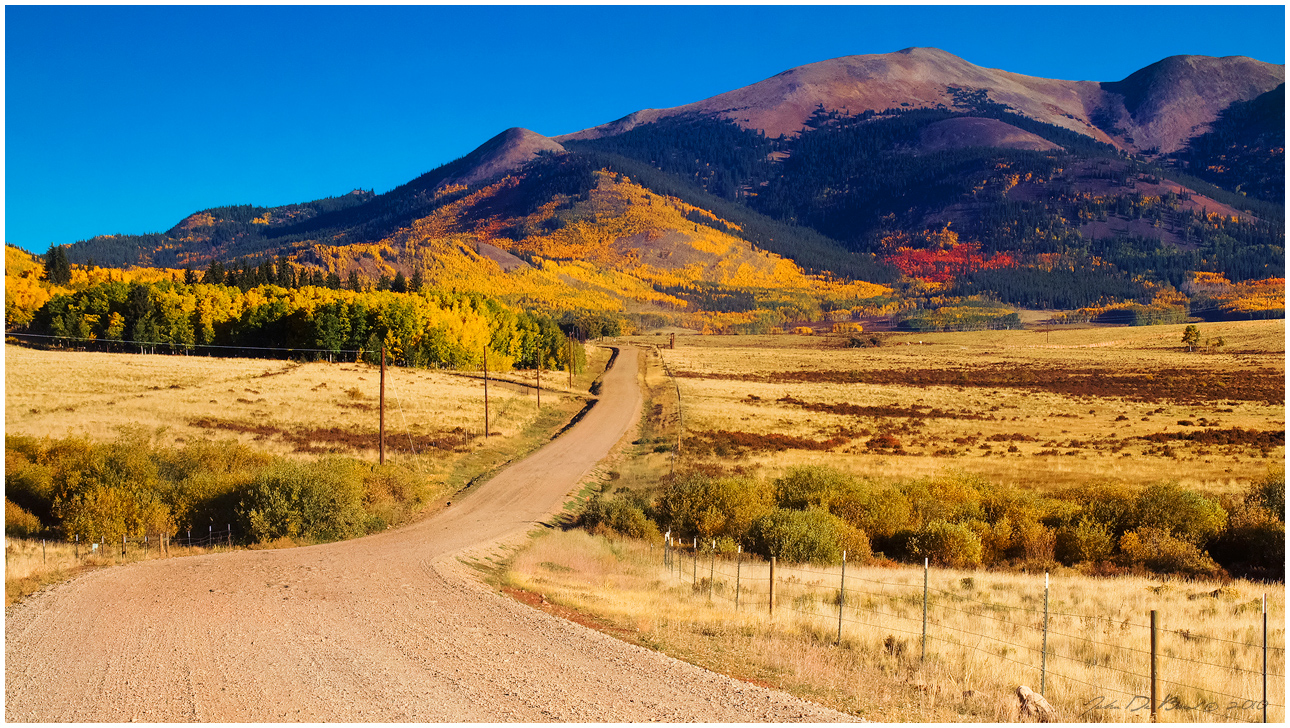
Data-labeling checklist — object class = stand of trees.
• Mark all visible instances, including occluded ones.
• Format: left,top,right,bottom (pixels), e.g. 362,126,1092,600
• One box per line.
26,280,585,372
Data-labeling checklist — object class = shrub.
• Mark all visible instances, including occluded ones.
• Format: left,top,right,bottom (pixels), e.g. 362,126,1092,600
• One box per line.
1209,500,1285,580
1055,517,1114,565
1133,482,1227,546
1058,482,1137,536
1119,527,1225,578
902,471,985,527
907,519,983,568
582,496,660,540
749,508,869,564
659,471,772,541
239,459,367,543
361,463,430,530
5,454,55,524
6,498,44,537
830,483,912,540
1246,468,1285,519
774,465,855,511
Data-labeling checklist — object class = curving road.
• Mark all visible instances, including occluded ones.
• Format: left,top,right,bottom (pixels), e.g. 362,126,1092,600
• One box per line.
6,347,851,722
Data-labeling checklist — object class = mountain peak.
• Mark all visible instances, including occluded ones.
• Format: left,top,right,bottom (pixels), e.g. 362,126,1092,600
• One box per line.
446,127,566,187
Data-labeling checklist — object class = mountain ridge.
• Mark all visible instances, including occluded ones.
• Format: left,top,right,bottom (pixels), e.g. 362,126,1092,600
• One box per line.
556,47,1283,156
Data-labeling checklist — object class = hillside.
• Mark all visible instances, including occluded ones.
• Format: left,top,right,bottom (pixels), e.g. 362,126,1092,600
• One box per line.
36,47,1283,336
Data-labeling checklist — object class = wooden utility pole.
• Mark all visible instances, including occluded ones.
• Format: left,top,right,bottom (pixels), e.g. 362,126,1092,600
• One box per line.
379,345,386,465
483,346,490,438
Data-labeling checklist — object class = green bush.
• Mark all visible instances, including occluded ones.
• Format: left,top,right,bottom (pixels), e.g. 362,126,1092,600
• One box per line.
1058,482,1137,536
239,459,367,543
1133,482,1227,546
907,520,983,568
902,471,986,527
829,482,912,540
1055,517,1115,565
774,465,855,511
749,508,869,564
6,498,44,537
1119,527,1225,578
5,452,55,525
1246,468,1285,519
582,496,660,540
659,471,772,541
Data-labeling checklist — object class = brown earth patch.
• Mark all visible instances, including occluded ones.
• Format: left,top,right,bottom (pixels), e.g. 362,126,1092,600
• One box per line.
1138,427,1284,448
687,429,853,457
772,394,991,421
187,416,475,454
678,366,1282,404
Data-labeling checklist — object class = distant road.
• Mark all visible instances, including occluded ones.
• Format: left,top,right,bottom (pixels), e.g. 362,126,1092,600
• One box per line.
5,346,850,722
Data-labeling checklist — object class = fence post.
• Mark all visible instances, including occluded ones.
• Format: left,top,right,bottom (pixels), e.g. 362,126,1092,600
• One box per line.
922,558,929,663
737,547,748,614
42,539,46,565
122,534,126,558
1263,594,1268,724
838,550,846,645
692,537,697,585
1150,609,1159,723
75,535,79,560
144,535,148,559
709,541,715,602
228,524,232,548
1042,572,1049,696
769,556,776,618
664,531,670,568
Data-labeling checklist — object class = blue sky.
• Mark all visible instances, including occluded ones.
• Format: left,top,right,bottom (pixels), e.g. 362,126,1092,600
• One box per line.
6,5,1285,253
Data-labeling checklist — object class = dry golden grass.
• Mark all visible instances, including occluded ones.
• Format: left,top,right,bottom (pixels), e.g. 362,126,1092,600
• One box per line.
5,343,599,463
504,529,1285,723
615,320,1285,494
5,343,613,605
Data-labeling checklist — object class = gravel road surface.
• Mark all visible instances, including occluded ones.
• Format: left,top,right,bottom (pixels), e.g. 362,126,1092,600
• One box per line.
6,347,853,722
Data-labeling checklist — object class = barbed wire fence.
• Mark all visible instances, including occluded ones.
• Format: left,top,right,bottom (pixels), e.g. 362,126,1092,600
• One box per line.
13,525,236,564
660,534,1284,722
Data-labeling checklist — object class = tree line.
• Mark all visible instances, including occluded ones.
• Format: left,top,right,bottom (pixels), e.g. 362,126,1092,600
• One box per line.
26,278,586,372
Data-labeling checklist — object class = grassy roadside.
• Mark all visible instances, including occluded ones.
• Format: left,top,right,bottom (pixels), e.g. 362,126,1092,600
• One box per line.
5,345,615,609
487,338,1285,723
486,344,978,721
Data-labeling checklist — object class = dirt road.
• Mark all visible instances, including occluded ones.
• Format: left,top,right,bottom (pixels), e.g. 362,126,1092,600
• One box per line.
6,347,851,722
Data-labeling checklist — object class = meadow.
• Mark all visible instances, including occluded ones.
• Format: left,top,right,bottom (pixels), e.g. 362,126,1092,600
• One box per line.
502,528,1283,723
496,320,1284,721
5,342,612,604
626,319,1284,493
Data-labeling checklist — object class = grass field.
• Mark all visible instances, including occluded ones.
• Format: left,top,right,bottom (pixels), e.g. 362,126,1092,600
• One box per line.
5,343,613,604
5,343,601,464
618,320,1285,494
502,528,1284,723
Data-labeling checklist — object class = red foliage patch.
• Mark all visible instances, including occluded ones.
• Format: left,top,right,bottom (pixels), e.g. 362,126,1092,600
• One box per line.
883,242,1018,284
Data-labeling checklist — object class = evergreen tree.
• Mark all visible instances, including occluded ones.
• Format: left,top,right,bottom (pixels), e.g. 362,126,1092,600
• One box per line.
347,270,362,291
202,260,225,285
326,271,342,290
392,271,408,293
44,245,72,285
409,268,424,293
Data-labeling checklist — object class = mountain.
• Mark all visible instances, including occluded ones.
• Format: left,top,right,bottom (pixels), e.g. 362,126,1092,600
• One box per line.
1098,55,1284,153
443,127,566,187
558,47,1283,156
53,48,1283,327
